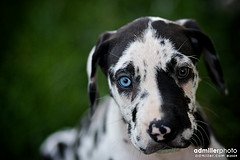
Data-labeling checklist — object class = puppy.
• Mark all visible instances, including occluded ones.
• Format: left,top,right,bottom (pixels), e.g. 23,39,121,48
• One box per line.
41,17,227,160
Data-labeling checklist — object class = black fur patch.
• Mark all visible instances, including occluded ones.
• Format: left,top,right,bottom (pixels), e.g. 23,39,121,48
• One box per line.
160,40,165,45
143,70,147,81
106,18,150,68
143,60,147,67
115,61,135,77
136,136,141,141
131,88,140,102
127,123,132,135
94,130,99,147
135,75,141,83
152,20,195,59
140,91,148,99
102,106,108,133
42,154,52,160
142,60,148,81
57,142,67,158
155,68,191,138
185,97,191,104
123,138,129,144
132,107,137,123
166,57,177,74
121,117,127,124
139,147,146,152
89,82,97,107
136,67,140,74
108,69,115,82
156,68,190,111
74,153,80,160
75,137,81,148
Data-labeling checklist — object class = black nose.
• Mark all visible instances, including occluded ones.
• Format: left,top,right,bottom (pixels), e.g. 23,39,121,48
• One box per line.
147,119,174,143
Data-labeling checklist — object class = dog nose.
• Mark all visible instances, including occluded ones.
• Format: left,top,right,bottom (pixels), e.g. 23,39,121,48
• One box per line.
147,120,173,143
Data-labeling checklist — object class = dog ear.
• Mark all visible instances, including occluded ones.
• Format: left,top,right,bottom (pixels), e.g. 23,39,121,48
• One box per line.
87,31,115,114
176,19,201,31
176,19,228,95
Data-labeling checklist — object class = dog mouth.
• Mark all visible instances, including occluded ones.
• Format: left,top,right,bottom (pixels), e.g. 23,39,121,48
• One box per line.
141,140,191,154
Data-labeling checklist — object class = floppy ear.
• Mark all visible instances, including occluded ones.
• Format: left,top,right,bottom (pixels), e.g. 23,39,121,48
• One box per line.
87,31,115,114
176,19,228,95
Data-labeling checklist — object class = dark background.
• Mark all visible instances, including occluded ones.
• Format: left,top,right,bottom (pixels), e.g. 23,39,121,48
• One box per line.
0,0,240,159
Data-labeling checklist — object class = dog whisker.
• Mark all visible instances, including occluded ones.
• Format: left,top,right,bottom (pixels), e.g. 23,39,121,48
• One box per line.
192,132,203,147
201,78,219,93
190,137,198,146
195,120,209,126
110,53,120,59
201,105,220,118
192,133,201,146
177,39,188,51
197,124,210,145
195,125,205,147
107,118,123,126
186,55,200,61
96,96,106,101
189,139,195,146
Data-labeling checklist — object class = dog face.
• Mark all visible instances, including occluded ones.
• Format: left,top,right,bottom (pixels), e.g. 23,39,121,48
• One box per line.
107,27,199,153
87,17,227,154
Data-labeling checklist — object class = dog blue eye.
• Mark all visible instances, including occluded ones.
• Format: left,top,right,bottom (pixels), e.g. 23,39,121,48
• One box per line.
118,76,132,89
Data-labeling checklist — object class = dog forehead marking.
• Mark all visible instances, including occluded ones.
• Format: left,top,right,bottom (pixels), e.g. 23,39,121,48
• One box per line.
112,26,179,74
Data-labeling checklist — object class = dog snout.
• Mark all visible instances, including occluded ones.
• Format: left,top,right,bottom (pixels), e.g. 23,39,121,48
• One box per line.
147,119,175,143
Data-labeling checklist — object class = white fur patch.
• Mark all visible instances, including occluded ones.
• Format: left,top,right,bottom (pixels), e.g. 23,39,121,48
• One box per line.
40,129,77,160
87,46,95,82
114,28,175,72
175,19,192,26
148,16,173,24
182,128,193,140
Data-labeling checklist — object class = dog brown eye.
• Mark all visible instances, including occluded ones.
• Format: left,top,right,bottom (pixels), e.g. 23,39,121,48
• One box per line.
177,67,190,79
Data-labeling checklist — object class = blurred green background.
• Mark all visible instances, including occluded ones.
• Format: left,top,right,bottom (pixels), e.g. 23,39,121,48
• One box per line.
0,0,240,159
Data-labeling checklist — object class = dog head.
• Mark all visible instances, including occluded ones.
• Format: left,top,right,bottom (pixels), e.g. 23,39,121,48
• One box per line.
87,17,227,154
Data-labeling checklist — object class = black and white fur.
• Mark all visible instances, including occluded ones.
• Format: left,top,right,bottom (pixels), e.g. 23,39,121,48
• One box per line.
40,17,228,160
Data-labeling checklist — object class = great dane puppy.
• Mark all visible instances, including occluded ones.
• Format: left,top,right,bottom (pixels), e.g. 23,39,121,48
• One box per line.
41,17,228,160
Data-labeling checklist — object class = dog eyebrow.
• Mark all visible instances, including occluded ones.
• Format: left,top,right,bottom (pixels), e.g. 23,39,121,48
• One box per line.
166,58,177,73
115,61,135,76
